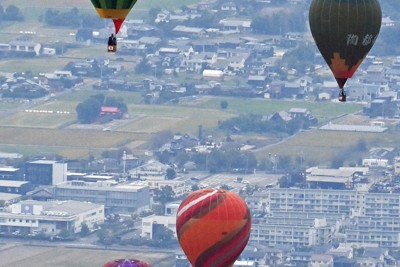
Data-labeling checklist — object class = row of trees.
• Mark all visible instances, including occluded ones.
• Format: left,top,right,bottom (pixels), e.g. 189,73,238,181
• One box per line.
43,8,102,28
219,113,315,136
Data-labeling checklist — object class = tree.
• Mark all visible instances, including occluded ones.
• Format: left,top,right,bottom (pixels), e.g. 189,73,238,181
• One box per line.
135,56,152,74
220,100,228,109
153,185,175,203
191,184,200,191
96,228,114,248
105,96,128,113
151,130,174,150
5,5,23,21
80,223,90,237
152,224,174,246
165,168,176,180
76,97,102,123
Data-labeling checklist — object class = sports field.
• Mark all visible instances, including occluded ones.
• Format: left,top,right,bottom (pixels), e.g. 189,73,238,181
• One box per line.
0,244,174,267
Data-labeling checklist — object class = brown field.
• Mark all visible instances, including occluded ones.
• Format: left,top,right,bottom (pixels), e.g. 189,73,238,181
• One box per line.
253,128,396,166
0,244,174,267
0,126,149,158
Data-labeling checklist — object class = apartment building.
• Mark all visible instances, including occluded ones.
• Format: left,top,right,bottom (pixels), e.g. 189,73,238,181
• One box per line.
55,181,150,214
256,188,400,248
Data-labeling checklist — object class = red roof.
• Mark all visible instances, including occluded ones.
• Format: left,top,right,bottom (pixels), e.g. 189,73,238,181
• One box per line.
101,106,120,113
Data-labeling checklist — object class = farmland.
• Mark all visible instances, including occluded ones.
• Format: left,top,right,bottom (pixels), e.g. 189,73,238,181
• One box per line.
0,244,174,267
0,86,368,162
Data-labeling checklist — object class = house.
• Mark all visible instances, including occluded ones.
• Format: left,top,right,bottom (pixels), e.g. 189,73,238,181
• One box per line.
172,25,206,37
219,19,252,32
269,111,292,124
382,16,395,27
158,47,180,57
9,40,41,56
127,24,158,38
220,2,237,13
190,40,218,53
247,75,268,88
182,52,217,73
99,106,123,119
288,108,310,118
346,82,371,102
281,82,304,99
309,254,334,267
228,55,248,72
138,37,161,47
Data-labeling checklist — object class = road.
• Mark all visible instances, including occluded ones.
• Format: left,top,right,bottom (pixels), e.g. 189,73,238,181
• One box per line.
0,236,180,254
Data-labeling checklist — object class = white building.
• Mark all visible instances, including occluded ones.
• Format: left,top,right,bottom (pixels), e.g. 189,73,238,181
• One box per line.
0,200,104,236
55,181,150,214
141,202,180,239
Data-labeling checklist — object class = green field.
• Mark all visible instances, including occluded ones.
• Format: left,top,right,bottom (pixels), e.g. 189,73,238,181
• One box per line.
0,245,174,267
195,97,363,122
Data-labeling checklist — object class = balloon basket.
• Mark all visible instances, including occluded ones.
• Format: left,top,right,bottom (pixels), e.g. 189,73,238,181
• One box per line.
108,45,117,53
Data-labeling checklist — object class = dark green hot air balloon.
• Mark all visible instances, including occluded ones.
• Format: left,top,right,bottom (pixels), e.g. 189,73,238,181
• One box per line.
309,0,382,101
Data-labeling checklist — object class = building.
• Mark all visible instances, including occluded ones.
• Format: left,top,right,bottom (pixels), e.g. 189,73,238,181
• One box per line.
0,167,23,181
394,157,400,176
25,160,67,185
141,203,179,239
266,188,400,248
55,181,150,214
0,200,104,236
251,218,333,247
0,180,31,195
305,167,368,189
310,254,334,267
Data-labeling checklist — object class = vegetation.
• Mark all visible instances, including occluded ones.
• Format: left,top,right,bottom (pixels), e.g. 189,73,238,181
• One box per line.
251,6,306,34
43,7,102,28
0,4,24,21
219,113,316,136
76,94,127,124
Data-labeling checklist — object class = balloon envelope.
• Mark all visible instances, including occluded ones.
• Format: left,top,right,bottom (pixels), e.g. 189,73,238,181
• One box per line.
102,259,151,267
309,0,382,88
89,0,138,33
176,189,251,267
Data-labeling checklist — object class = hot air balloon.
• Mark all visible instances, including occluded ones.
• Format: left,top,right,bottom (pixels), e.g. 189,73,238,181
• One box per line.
176,188,251,267
309,0,382,102
89,0,139,52
102,258,151,267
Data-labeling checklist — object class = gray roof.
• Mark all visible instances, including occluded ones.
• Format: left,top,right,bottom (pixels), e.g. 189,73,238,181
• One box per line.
319,123,387,133
173,25,204,33
0,193,21,201
20,200,102,215
0,180,29,187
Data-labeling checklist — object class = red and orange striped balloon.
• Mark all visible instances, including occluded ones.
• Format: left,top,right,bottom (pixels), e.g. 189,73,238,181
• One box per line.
176,189,251,267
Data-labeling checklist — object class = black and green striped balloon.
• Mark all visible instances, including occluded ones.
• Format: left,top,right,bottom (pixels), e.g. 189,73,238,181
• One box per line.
309,0,382,88
90,0,139,33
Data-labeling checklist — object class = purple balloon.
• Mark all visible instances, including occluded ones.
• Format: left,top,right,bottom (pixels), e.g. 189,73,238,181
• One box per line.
102,259,151,267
